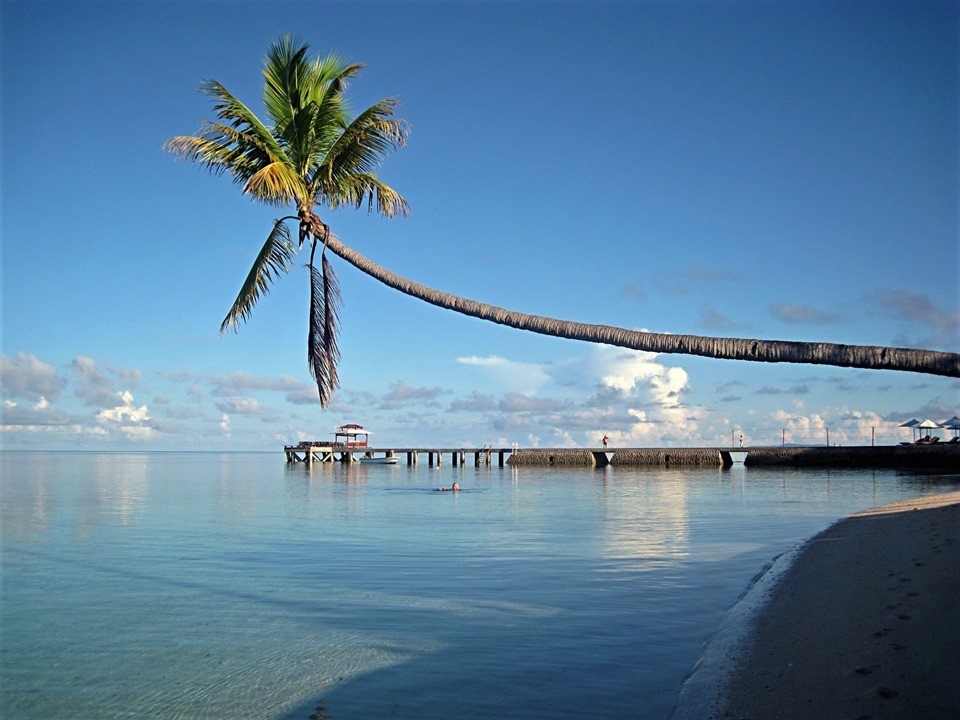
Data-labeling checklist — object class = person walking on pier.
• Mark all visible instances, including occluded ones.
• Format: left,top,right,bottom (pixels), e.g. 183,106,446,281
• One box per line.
602,435,609,448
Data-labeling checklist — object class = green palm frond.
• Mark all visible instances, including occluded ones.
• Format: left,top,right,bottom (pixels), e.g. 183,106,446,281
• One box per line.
307,252,342,407
262,36,360,127
263,36,363,175
165,125,275,194
221,219,298,333
329,173,410,217
200,79,288,160
315,98,408,200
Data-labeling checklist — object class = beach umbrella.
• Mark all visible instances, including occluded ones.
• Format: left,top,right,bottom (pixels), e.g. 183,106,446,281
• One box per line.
899,418,920,441
915,418,941,441
940,416,960,438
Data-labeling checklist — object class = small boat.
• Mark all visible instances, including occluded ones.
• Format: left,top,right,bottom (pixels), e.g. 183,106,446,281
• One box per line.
360,456,398,465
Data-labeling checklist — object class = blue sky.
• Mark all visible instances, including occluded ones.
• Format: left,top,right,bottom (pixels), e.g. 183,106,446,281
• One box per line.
2,0,957,451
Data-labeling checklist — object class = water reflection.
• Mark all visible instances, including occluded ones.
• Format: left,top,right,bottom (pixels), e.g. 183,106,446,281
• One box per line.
93,454,147,526
599,469,690,568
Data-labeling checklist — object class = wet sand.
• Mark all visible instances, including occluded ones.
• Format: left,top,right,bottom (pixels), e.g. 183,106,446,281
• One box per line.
714,491,960,719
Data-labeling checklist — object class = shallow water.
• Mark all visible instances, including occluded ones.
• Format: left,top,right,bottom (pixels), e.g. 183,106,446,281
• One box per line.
2,452,957,720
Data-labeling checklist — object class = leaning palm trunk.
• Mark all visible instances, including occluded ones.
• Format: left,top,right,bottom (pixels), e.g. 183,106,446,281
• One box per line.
325,235,960,377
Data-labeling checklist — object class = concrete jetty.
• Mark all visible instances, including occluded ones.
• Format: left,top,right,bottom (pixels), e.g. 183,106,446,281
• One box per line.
285,443,959,469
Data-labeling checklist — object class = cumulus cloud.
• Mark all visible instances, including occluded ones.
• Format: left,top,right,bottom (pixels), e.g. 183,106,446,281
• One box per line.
449,391,498,413
762,408,903,446
770,303,841,325
97,391,150,424
71,356,121,407
657,262,742,296
96,390,157,441
210,371,309,396
865,289,959,349
286,387,321,405
455,345,706,447
102,361,142,389
756,384,810,396
595,347,665,394
699,305,745,332
215,397,263,416
0,400,75,427
379,381,446,409
457,355,550,394
498,392,569,413
1,353,62,402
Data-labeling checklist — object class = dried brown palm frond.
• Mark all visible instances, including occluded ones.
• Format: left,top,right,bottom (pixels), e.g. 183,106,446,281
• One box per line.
307,251,342,406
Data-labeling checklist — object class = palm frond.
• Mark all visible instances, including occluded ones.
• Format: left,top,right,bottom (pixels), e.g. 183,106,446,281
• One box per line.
315,98,409,200
307,252,342,407
329,173,410,217
263,37,358,125
200,79,287,161
220,219,298,333
263,35,361,172
243,161,306,205
165,85,308,207
165,125,275,194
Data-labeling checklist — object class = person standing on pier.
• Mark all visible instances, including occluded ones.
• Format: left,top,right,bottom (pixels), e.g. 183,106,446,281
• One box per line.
602,435,609,448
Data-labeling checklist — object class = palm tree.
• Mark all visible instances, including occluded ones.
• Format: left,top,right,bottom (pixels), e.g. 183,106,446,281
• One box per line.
166,35,409,406
168,37,958,409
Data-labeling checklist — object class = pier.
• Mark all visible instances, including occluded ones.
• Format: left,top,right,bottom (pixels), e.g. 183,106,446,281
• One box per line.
284,443,513,467
284,443,960,469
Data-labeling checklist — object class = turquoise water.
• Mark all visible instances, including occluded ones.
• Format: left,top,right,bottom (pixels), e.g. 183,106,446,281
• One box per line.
2,452,957,720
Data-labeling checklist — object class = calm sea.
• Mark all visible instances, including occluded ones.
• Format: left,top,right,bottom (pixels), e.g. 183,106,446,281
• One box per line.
2,451,957,720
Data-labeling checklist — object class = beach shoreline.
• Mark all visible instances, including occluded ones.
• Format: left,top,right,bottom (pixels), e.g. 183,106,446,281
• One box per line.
676,490,960,719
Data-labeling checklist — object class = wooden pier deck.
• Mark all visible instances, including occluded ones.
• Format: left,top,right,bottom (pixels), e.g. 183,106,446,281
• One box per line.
284,444,513,467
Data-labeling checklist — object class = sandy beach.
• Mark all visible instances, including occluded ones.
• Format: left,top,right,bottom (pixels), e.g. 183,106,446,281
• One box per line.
710,490,960,719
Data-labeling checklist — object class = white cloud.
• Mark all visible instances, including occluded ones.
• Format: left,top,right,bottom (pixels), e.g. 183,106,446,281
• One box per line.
865,289,959,350
1,353,62,402
457,355,550,394
379,380,446,409
210,371,309,396
215,397,263,416
95,391,156,442
97,391,151,424
72,356,120,407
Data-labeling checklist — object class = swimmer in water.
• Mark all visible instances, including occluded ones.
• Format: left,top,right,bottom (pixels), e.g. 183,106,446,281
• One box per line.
436,482,460,492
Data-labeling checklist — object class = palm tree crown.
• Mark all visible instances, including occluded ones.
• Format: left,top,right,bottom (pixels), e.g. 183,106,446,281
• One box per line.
166,35,409,406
